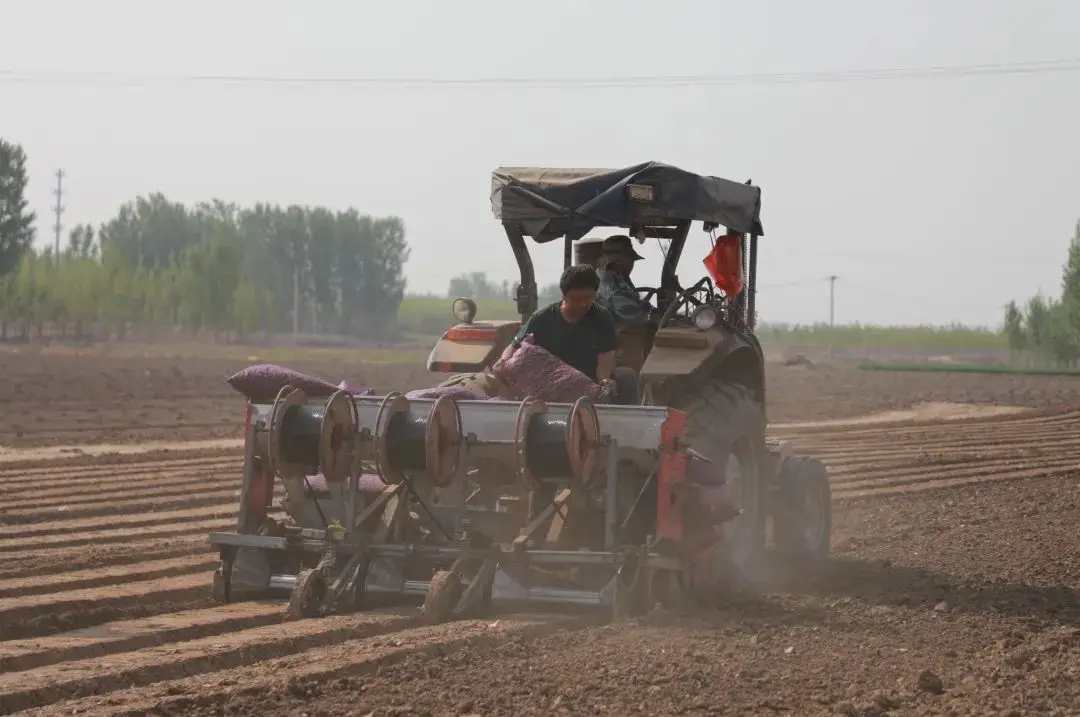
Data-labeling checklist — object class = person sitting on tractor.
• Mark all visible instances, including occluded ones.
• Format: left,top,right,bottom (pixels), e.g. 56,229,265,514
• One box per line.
596,234,652,375
499,264,640,405
596,235,649,330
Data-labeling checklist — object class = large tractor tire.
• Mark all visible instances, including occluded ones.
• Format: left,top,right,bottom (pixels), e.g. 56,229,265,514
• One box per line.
679,379,768,581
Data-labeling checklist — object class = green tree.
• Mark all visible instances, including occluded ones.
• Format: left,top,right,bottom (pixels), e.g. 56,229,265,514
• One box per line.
1044,301,1080,364
1059,220,1080,334
65,224,98,260
1024,294,1051,351
1,192,411,341
0,139,36,279
538,282,561,304
99,193,200,270
1003,300,1026,353
1007,219,1080,366
448,272,501,299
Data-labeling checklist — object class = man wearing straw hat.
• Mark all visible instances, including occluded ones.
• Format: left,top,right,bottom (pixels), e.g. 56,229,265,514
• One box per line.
596,235,651,402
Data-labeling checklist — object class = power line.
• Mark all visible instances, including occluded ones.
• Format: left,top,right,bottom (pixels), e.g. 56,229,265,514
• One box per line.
762,247,1065,266
759,274,1010,326
840,278,1009,313
1,57,1078,91
757,278,826,290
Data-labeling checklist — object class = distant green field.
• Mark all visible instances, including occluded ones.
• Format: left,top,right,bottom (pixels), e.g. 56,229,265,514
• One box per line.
858,361,1080,377
238,346,428,366
396,297,1011,355
397,295,519,334
758,324,1007,352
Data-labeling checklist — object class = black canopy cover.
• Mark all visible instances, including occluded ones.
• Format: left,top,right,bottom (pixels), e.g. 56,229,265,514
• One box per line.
490,161,764,242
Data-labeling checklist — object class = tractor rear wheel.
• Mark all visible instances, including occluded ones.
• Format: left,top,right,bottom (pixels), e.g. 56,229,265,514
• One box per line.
679,380,767,581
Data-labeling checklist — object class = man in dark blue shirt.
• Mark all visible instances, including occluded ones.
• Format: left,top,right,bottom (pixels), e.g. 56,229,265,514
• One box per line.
501,264,639,404
596,234,653,375
596,235,651,331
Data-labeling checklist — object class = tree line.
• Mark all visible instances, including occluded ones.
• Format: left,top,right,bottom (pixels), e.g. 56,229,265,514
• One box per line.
1004,221,1080,365
0,138,409,341
445,271,560,306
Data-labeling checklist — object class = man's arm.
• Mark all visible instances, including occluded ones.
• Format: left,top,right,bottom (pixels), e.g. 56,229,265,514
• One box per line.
500,314,535,362
596,351,616,383
598,272,648,329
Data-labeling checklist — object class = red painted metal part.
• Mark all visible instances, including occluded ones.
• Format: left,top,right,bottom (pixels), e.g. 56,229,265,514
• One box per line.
656,407,689,543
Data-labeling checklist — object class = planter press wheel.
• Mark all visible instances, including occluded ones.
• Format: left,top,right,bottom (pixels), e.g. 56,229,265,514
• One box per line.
647,568,691,612
288,568,328,620
513,397,545,489
774,456,832,561
425,394,464,488
566,397,601,490
318,389,358,483
267,385,309,481
612,554,646,620
373,392,410,485
210,564,230,604
423,570,463,625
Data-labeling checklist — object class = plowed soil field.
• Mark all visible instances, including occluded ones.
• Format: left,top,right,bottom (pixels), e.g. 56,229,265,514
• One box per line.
3,345,1080,716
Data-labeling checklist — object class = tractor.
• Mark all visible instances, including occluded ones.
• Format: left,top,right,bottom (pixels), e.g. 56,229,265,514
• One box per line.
426,161,832,576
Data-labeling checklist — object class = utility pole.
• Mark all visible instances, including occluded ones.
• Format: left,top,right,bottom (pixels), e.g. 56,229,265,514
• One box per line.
52,169,65,266
827,274,838,359
828,275,837,326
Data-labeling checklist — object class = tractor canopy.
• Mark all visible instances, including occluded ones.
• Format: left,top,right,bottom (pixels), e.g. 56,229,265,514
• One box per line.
490,161,764,243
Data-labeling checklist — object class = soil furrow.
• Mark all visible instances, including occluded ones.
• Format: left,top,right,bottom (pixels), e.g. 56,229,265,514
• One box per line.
788,425,1080,457
15,614,588,717
806,426,1080,453
779,408,1080,435
0,608,423,713
0,518,232,552
834,464,1077,499
0,470,237,506
0,491,242,525
0,488,283,527
0,504,238,538
0,449,237,474
0,458,238,492
0,603,285,674
770,407,1079,439
810,440,1080,470
0,482,228,510
0,539,213,581
0,573,214,641
0,555,217,600
0,452,236,477
827,455,1079,488
799,442,1074,473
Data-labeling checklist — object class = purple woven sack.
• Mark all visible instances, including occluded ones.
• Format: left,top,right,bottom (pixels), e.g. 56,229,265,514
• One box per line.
303,473,387,495
491,335,602,403
226,363,342,402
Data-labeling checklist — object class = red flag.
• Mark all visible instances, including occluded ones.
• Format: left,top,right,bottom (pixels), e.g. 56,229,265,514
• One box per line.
703,234,744,296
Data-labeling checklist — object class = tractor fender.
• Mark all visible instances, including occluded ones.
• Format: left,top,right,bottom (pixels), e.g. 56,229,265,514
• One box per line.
640,325,765,409
426,320,521,375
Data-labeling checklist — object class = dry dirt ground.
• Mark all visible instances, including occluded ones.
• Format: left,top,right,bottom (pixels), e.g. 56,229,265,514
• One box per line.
3,345,1080,716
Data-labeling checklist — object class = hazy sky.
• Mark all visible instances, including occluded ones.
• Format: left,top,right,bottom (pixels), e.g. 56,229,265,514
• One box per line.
2,0,1077,327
